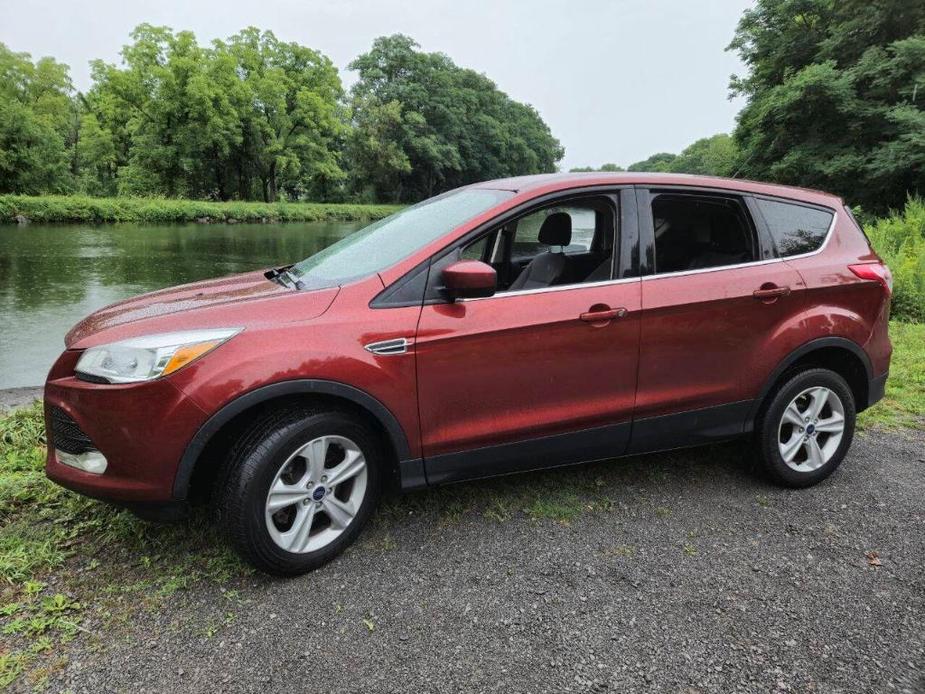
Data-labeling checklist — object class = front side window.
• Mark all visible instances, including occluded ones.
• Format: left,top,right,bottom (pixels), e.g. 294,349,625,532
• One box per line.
651,194,757,274
290,188,513,287
756,198,834,257
511,205,598,261
460,196,617,293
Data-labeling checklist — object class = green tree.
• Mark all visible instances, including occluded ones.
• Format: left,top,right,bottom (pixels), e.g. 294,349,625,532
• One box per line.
85,25,344,201
345,97,412,201
347,35,563,202
74,111,118,196
220,28,344,202
627,152,677,172
729,0,925,212
0,44,75,194
87,25,236,198
569,163,625,172
668,134,739,176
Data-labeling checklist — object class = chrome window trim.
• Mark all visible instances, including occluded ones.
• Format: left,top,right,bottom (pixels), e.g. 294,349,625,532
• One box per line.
488,229,503,263
456,207,837,294
643,212,837,282
458,275,640,303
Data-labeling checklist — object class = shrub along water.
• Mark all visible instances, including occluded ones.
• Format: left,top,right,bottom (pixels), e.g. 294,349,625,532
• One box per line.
864,198,925,324
0,195,401,225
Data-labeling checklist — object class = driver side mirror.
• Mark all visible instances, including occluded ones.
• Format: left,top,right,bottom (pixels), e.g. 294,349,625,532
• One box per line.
442,260,497,301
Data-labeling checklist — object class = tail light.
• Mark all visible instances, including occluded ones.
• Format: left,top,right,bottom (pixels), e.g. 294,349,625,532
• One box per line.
849,263,893,293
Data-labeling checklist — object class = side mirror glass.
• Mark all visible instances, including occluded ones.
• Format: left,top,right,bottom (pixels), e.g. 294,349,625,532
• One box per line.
442,260,497,301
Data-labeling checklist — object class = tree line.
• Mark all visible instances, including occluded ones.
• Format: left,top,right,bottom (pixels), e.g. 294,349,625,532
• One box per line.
1,0,922,212
570,133,739,178
0,28,562,204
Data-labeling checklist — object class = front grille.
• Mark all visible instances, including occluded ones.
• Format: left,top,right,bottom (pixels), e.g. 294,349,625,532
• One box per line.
50,407,96,455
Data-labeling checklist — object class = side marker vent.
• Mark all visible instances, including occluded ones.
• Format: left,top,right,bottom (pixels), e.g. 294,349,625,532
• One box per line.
364,338,411,356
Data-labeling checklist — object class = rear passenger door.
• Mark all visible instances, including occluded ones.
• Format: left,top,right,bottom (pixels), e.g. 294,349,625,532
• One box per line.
630,188,804,453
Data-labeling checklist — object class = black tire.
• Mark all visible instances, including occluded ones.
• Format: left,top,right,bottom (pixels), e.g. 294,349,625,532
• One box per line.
215,408,383,576
754,367,856,488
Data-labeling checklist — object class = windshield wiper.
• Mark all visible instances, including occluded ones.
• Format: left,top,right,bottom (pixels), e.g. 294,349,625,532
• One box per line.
265,266,305,290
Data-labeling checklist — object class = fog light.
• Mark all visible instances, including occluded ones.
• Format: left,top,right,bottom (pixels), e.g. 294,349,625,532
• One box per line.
56,449,108,474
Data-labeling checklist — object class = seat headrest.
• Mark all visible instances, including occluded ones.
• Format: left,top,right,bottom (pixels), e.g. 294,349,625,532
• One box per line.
538,212,572,246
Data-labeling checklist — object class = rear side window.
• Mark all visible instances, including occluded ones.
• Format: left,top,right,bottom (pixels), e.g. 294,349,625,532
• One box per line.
651,194,758,274
755,199,834,257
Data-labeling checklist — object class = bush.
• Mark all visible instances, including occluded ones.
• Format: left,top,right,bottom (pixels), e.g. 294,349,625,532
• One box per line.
865,198,925,323
0,195,402,225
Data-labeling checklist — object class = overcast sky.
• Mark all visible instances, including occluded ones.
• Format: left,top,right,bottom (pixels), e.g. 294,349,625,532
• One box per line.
0,0,754,169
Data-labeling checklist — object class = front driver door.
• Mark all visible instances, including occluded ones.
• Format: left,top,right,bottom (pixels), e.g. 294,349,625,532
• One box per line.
415,190,641,484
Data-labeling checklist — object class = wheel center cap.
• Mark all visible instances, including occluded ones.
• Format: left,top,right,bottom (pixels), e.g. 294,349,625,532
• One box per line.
806,424,816,435
312,486,327,501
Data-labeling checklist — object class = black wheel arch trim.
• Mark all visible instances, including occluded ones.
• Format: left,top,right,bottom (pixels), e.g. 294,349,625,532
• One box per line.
172,379,413,500
748,336,874,426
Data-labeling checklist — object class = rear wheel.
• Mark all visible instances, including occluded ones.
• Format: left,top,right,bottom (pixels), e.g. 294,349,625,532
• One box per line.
755,368,856,488
217,409,382,575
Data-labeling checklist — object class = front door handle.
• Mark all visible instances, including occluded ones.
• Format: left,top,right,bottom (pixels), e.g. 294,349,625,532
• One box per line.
752,285,791,301
579,307,626,323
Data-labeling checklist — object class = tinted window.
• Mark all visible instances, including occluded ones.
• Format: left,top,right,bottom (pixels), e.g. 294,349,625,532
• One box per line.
652,194,757,274
756,199,834,257
291,188,513,286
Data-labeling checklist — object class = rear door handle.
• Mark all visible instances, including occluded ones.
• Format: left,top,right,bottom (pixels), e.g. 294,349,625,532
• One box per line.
752,286,791,300
579,307,626,322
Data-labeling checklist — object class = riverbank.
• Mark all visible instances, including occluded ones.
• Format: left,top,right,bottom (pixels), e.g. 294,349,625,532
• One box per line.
0,195,402,225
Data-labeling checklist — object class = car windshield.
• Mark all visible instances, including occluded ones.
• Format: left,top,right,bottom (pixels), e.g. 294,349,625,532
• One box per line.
290,188,514,287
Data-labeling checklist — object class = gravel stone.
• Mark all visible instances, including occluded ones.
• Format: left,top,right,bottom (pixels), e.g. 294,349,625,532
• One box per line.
31,428,925,693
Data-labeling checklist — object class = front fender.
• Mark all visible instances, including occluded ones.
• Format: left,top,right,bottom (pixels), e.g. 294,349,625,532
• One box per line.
171,378,413,500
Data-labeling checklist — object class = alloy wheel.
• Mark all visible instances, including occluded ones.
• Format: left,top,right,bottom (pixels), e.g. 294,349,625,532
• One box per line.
264,435,368,553
777,386,846,473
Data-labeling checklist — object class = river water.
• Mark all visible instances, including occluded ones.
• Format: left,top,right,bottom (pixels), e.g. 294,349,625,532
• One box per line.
0,221,364,388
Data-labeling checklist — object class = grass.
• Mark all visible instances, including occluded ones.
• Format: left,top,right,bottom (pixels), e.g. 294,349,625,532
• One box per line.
0,321,920,688
0,195,402,225
858,322,925,430
0,404,250,689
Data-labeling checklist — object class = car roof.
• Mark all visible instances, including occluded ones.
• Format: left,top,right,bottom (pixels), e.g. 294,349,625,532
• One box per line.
470,172,842,208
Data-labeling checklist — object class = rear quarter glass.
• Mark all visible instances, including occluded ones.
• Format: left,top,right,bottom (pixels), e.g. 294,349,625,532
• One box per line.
754,198,834,257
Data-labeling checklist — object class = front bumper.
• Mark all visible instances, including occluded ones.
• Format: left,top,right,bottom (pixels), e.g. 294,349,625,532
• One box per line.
44,350,209,504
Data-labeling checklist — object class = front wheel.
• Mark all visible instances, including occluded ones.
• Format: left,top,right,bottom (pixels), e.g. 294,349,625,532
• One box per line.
754,368,856,488
217,409,383,575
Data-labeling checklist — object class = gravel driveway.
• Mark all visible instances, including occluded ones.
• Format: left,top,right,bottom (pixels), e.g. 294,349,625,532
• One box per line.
41,428,925,693
0,387,41,412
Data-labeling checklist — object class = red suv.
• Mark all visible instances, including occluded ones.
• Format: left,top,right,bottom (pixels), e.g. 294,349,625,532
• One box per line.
44,173,892,575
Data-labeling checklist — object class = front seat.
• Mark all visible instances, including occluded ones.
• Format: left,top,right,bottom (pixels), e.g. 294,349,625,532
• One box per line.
508,212,572,291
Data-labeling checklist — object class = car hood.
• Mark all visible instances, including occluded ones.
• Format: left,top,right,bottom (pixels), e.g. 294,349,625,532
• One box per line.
65,270,328,348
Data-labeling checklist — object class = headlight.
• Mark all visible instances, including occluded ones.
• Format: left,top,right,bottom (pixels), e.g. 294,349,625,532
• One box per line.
75,328,241,384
